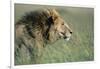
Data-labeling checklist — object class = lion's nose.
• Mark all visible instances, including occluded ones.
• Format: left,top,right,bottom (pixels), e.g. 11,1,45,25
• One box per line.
70,31,72,34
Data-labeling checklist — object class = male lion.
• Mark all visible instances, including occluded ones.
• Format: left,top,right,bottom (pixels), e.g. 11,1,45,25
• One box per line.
15,9,72,64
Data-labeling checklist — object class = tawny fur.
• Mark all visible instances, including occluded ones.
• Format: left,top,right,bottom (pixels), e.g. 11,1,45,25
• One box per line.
15,9,72,64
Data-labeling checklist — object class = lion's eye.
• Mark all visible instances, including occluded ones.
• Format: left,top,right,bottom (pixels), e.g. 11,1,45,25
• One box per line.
62,23,64,25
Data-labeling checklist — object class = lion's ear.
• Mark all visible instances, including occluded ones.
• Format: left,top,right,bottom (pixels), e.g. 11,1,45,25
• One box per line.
48,16,57,24
48,16,54,24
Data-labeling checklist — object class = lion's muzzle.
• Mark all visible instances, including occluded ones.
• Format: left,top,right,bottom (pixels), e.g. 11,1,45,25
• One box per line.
58,28,72,41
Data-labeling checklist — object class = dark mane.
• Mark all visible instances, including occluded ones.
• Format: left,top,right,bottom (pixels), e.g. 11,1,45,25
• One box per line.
15,9,53,41
16,9,50,26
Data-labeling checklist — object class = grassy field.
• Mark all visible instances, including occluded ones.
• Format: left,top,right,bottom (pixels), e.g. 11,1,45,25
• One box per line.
15,4,94,65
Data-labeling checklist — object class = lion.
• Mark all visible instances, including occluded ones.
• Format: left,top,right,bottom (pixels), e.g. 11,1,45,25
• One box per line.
15,9,72,64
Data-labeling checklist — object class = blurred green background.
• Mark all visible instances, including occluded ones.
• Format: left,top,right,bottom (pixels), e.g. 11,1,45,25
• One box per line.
15,4,94,65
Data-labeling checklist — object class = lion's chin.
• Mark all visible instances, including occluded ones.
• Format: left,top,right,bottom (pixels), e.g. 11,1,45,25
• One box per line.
63,36,71,41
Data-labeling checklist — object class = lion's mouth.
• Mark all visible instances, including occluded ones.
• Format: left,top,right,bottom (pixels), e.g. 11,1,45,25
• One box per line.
59,32,71,41
63,36,70,41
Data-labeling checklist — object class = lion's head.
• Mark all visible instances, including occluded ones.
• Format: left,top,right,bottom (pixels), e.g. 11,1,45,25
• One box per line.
16,9,72,44
44,9,72,43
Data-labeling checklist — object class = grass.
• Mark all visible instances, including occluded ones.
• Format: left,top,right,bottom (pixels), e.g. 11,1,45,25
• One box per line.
15,4,94,65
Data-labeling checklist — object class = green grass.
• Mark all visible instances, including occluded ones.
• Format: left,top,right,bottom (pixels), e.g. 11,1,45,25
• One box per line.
15,4,94,65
